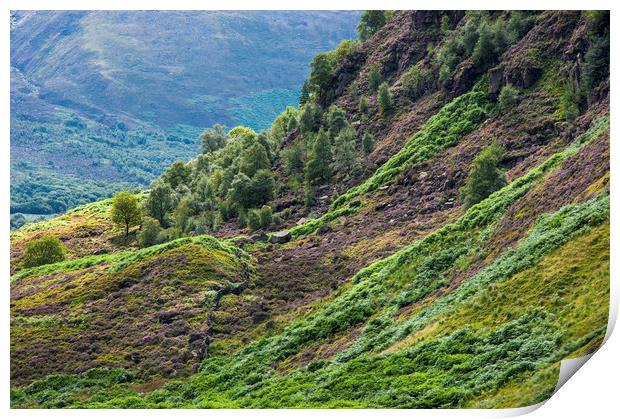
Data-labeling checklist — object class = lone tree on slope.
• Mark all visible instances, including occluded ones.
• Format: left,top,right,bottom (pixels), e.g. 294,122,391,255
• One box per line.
111,191,142,238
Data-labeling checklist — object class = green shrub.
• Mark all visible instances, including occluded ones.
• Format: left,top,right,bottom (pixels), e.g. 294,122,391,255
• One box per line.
258,205,273,228
246,210,261,230
22,235,66,268
139,217,162,247
368,64,381,92
402,64,434,101
559,84,579,122
498,84,519,111
362,131,375,155
460,141,507,209
377,82,393,116
359,96,369,113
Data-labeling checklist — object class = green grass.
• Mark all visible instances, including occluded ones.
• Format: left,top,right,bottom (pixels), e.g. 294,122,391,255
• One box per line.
290,79,493,238
331,79,493,210
11,233,248,283
11,116,610,408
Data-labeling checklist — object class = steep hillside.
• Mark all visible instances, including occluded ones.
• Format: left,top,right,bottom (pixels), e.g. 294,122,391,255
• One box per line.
10,10,610,409
10,11,360,218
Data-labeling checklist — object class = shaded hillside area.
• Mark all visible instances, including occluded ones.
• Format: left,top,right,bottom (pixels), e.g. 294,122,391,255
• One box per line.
10,10,360,217
10,10,610,408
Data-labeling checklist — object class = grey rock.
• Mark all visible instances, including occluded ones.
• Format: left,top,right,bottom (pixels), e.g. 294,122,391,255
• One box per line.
269,230,291,244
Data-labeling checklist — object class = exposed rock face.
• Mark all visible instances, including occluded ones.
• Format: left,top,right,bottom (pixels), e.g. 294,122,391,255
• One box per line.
269,231,292,244
488,11,585,100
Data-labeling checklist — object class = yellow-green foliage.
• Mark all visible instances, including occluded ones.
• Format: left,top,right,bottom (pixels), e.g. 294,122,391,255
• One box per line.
12,114,610,408
11,232,252,394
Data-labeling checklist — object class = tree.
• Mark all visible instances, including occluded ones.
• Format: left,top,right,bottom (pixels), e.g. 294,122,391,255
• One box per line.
299,102,323,135
162,161,191,189
325,105,348,138
471,23,495,67
111,191,142,237
10,213,26,230
378,82,393,116
172,196,192,233
580,34,610,103
299,80,310,105
283,141,306,178
200,124,228,153
559,84,579,122
286,115,298,132
304,181,315,208
498,84,519,111
268,106,299,143
368,64,381,92
249,169,275,207
362,131,375,155
440,15,451,33
305,129,333,182
139,217,162,247
357,10,387,42
228,126,257,141
229,173,253,209
309,52,334,97
144,181,174,227
239,142,270,178
402,64,433,101
460,141,507,209
332,126,360,174
22,235,66,268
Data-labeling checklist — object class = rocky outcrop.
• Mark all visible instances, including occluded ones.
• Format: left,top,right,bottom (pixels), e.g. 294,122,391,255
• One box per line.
269,231,292,244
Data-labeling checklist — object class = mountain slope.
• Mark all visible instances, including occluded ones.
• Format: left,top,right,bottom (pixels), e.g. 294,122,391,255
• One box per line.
10,10,610,409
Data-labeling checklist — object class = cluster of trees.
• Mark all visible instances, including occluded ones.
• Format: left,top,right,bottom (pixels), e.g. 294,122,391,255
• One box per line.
305,39,360,105
124,123,283,241
281,103,375,199
129,11,389,239
10,214,27,230
433,11,535,81
558,11,609,123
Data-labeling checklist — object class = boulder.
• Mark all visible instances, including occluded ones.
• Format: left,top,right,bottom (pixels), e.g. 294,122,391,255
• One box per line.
269,231,291,244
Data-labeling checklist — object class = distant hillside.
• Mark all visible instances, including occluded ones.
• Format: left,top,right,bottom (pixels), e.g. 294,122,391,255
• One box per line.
10,10,360,218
